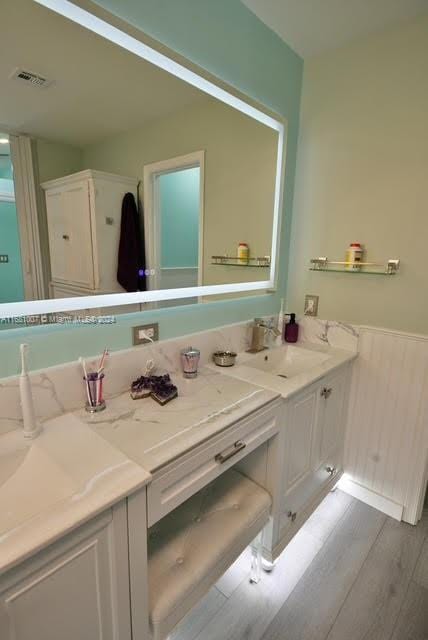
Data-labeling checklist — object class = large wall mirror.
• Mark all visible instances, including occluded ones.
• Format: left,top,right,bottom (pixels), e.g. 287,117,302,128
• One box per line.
0,0,285,322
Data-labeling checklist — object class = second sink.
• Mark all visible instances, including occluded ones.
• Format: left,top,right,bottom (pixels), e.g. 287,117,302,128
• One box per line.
245,345,331,379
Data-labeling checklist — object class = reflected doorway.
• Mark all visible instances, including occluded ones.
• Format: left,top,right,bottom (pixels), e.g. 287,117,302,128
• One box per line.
143,151,204,306
0,134,25,304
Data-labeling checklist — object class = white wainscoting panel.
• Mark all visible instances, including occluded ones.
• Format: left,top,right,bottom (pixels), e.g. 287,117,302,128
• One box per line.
343,326,428,524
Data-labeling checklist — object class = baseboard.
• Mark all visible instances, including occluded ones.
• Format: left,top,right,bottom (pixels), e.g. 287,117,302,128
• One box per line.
338,475,403,521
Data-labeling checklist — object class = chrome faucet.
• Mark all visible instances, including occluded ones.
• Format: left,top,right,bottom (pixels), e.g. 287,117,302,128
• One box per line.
248,318,280,353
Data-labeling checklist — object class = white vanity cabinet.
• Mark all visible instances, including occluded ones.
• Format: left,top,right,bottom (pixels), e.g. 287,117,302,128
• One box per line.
0,504,133,640
265,363,352,560
42,169,138,297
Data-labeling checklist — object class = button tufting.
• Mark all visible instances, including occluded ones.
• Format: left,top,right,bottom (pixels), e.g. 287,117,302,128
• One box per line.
194,516,202,523
176,557,184,565
233,503,240,510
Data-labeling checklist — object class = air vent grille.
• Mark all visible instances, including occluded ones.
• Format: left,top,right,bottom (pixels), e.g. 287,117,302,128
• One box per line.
9,68,53,89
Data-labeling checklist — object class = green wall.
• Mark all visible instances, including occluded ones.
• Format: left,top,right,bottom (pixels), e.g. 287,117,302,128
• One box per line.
0,0,303,376
288,16,428,334
0,157,13,180
159,168,199,269
0,199,25,304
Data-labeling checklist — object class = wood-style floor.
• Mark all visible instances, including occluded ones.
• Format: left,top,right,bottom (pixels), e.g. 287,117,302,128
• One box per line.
171,490,428,640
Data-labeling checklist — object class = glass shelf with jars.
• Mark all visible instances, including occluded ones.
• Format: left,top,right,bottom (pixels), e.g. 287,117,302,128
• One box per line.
211,255,271,267
309,257,400,275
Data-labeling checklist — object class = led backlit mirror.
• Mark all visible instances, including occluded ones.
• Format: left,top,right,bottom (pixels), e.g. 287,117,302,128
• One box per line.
0,0,285,322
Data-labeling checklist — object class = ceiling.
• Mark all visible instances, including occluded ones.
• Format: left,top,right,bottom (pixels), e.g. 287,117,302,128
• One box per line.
242,0,428,58
1,0,207,147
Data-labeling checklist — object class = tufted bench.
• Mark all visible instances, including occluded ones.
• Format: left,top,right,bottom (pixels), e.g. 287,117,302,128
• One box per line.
148,468,272,639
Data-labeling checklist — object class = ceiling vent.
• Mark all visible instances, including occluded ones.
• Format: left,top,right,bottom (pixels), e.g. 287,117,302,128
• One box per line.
9,68,54,89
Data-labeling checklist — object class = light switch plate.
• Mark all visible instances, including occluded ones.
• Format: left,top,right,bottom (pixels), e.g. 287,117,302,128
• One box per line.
133,322,159,345
304,294,319,317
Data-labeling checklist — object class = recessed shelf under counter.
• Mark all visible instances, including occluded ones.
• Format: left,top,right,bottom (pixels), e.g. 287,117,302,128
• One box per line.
309,257,400,275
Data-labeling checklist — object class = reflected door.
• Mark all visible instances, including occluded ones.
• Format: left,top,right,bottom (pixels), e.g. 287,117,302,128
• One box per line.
144,151,204,299
157,167,200,290
0,136,25,304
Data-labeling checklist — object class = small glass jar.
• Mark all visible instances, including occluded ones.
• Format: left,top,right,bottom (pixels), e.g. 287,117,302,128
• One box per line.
237,242,249,265
345,243,363,270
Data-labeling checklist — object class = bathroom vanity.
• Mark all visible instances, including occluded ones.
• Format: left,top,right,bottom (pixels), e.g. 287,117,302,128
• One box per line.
0,338,355,640
210,343,354,560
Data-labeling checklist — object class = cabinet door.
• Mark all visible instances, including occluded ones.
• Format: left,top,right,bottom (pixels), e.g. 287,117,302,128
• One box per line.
46,181,95,288
0,511,131,640
318,368,348,465
283,384,318,496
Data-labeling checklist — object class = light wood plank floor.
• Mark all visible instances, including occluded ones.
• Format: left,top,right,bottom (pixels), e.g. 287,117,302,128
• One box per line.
171,490,428,640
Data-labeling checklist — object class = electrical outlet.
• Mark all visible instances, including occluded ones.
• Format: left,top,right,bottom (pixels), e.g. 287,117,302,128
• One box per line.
304,295,319,317
0,255,9,263
133,323,159,345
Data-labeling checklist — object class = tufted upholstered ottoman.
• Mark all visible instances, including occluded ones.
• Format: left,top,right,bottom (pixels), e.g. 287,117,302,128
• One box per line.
148,468,272,639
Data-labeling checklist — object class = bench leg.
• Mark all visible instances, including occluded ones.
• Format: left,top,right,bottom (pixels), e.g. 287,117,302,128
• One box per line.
262,558,277,573
249,533,262,584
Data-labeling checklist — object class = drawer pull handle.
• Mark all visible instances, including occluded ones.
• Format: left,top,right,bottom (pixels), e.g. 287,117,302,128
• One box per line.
215,440,246,464
62,234,70,240
321,387,333,399
287,511,297,522
325,465,337,476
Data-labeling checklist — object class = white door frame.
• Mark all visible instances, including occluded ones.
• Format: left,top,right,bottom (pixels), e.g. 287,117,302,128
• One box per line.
9,135,47,301
143,150,205,292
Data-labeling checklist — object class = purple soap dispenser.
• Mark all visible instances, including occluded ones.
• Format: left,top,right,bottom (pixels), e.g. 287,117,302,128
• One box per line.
284,313,299,343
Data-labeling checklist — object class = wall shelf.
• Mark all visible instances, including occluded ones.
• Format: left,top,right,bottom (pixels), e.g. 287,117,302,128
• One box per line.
309,257,400,276
211,255,270,267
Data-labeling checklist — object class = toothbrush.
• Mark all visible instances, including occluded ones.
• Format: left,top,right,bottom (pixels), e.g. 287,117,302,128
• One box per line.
97,348,109,375
79,357,93,406
20,344,41,439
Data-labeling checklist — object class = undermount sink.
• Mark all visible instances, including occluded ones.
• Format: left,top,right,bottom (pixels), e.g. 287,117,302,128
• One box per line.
246,345,331,379
0,430,29,488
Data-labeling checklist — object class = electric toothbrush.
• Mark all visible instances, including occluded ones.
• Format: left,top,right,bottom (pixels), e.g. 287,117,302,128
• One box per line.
20,343,42,439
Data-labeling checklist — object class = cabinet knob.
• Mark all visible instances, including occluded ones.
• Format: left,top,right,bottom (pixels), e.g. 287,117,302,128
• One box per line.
321,387,333,399
325,465,337,476
287,510,297,522
62,234,70,240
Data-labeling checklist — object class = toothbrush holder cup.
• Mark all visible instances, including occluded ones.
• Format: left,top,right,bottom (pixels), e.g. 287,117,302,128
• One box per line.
84,372,106,412
180,347,201,378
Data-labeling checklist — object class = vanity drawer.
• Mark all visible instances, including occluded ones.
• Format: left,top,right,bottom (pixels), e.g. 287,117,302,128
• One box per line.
147,400,281,526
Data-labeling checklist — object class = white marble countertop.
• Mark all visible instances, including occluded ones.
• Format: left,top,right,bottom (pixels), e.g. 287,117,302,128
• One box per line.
77,367,279,472
0,367,278,574
0,414,150,574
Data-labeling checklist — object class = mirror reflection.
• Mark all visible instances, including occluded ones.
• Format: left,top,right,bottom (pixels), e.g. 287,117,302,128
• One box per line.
1,0,280,317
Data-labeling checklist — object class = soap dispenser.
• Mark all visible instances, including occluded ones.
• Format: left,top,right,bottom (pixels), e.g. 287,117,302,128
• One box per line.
284,313,299,343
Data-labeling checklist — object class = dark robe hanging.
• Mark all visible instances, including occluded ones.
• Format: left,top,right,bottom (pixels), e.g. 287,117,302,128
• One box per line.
117,192,147,292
